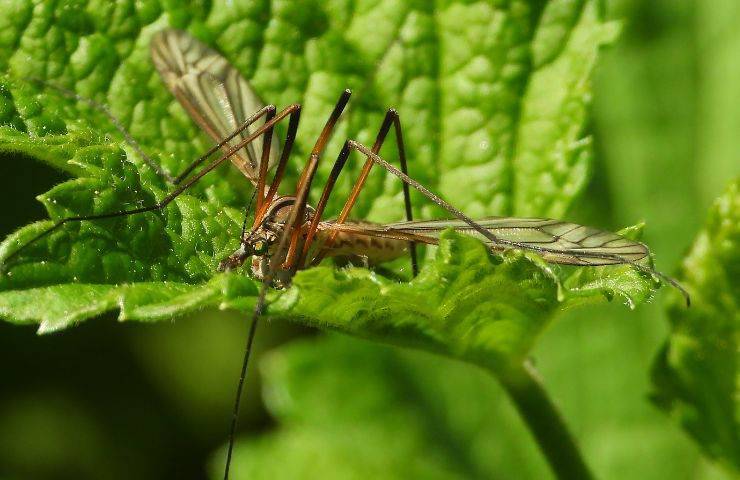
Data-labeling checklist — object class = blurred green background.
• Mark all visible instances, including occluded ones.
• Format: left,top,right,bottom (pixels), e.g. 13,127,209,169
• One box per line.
0,1,737,479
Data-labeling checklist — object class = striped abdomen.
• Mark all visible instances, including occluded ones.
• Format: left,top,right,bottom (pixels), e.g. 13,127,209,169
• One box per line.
315,221,408,265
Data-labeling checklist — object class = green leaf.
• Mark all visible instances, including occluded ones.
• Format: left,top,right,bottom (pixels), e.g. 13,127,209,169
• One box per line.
0,0,664,439
561,223,660,309
0,0,641,328
218,226,660,479
274,229,659,373
0,274,258,333
651,178,740,473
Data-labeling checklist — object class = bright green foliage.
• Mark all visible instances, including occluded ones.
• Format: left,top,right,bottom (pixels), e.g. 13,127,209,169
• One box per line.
0,274,258,333
0,0,617,222
651,179,740,473
275,228,659,374
0,121,246,289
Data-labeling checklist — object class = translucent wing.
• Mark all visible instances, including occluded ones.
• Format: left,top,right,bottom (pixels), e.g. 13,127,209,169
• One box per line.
150,29,280,184
318,217,649,266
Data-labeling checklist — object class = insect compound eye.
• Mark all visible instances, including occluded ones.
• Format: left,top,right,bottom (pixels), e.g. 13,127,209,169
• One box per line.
253,240,268,255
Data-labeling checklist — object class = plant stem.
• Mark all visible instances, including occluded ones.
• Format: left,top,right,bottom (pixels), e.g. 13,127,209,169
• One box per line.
496,360,595,480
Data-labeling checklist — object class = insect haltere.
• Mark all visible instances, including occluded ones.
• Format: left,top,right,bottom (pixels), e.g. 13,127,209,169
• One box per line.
1,28,689,480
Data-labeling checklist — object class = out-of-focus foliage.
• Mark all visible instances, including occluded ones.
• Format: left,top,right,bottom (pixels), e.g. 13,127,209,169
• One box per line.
651,179,740,473
595,0,740,262
593,2,739,476
223,335,550,479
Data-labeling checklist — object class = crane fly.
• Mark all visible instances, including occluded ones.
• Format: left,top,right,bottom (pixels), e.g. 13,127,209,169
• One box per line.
2,29,689,480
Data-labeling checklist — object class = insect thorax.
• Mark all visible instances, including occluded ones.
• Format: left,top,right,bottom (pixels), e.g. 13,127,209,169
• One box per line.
244,196,315,288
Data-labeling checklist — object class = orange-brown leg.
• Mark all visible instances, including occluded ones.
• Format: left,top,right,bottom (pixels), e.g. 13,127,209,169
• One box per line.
301,109,418,275
279,90,352,271
252,105,303,226
1,103,301,269
297,141,352,267
239,105,302,242
254,108,276,213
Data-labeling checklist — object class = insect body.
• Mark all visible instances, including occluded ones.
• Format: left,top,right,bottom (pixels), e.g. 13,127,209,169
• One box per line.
218,195,408,287
147,28,680,292
2,28,689,480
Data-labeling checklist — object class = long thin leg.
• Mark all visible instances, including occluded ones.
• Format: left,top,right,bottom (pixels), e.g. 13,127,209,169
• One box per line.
280,90,352,271
222,103,323,477
297,141,351,268
223,303,259,480
325,110,417,273
28,76,282,191
222,91,350,479
172,102,281,185
334,110,412,229
172,104,278,184
253,107,303,226
303,110,418,274
171,101,278,186
255,108,276,212
345,140,582,250
222,213,284,480
293,90,352,208
29,77,177,183
344,140,691,305
393,114,419,275
1,104,301,269
235,104,277,240
220,104,308,479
